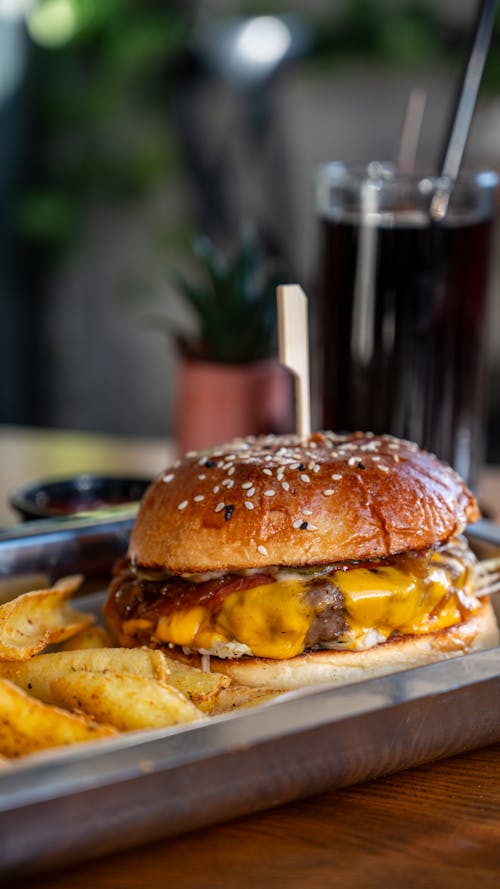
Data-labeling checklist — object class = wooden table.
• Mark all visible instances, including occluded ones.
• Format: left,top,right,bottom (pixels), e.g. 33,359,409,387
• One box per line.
13,744,500,888
2,425,499,888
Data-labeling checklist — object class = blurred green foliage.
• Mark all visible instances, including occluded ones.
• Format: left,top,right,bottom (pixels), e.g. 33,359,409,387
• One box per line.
17,0,500,255
16,0,189,252
16,0,500,307
310,0,441,65
147,224,282,364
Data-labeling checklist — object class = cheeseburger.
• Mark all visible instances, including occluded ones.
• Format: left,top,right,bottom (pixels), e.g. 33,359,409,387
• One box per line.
105,432,499,689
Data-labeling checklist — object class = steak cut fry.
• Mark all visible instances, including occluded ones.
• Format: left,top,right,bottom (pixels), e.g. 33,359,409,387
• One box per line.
0,576,92,661
0,677,116,757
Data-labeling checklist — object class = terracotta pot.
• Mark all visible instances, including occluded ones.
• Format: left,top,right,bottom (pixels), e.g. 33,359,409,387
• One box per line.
175,358,293,454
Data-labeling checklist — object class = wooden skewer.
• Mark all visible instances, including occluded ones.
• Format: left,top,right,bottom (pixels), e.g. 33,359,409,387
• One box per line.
397,87,426,173
277,284,311,438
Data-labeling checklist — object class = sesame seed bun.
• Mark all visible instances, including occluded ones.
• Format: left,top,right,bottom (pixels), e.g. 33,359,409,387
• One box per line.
106,432,497,689
189,597,498,689
129,432,479,574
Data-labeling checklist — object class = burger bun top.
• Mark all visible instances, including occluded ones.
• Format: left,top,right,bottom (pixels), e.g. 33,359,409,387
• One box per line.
128,432,479,574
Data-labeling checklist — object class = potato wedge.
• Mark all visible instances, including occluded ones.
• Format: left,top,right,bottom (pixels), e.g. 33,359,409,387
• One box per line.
209,685,285,715
51,670,203,731
163,658,230,712
0,677,116,757
0,647,170,704
0,575,92,660
60,624,114,650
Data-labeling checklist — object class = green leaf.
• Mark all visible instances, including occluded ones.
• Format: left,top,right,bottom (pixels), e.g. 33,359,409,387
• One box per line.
14,190,76,244
164,226,282,363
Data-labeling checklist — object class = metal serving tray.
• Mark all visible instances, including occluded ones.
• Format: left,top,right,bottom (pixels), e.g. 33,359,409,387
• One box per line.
0,519,499,879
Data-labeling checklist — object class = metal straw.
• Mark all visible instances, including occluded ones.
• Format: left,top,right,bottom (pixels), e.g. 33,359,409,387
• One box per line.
430,0,497,221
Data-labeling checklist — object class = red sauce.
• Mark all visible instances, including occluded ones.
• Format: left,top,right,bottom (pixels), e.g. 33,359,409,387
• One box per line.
45,497,133,515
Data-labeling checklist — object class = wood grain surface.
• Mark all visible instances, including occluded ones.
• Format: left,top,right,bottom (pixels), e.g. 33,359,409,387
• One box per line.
9,743,500,889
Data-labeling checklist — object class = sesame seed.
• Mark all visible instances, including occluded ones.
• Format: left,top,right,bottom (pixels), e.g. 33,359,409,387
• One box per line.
300,474,310,483
277,469,285,481
282,481,290,491
245,501,254,510
163,473,174,483
194,495,204,502
303,509,312,516
298,463,306,471
307,524,318,531
222,479,234,488
348,456,358,466
263,468,273,476
331,474,342,480
378,464,390,473
242,482,252,489
224,504,234,521
227,466,235,476
215,502,225,513
264,489,276,497
393,454,400,463
213,485,220,494
247,487,256,497
205,460,217,468
185,451,197,458
300,521,308,530
357,461,366,470
307,461,315,470
198,474,206,480
293,519,302,529
323,489,334,496
257,545,268,556
178,500,188,510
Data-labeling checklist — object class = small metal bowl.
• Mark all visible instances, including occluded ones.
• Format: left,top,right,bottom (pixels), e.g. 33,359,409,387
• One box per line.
9,474,152,521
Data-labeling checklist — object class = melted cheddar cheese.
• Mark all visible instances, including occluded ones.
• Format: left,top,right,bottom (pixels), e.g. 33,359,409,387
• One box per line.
335,563,465,647
156,580,312,658
150,551,478,659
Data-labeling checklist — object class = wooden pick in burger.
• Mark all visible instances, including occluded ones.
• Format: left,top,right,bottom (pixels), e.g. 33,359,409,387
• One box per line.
277,284,311,438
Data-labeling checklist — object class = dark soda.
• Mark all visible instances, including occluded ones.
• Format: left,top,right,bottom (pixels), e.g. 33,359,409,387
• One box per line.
314,214,494,486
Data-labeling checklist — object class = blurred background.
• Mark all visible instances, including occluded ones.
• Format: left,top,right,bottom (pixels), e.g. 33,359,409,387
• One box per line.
2,0,500,457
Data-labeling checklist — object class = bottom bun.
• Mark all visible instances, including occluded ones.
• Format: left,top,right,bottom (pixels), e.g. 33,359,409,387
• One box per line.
185,598,499,690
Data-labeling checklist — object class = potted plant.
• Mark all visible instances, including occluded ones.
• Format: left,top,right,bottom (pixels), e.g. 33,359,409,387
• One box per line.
154,224,292,452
